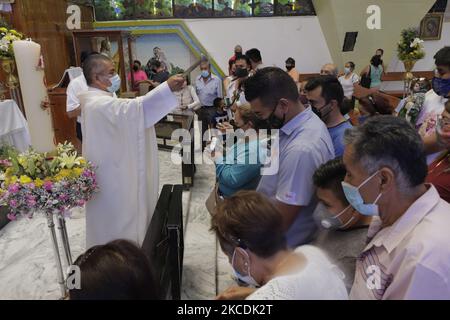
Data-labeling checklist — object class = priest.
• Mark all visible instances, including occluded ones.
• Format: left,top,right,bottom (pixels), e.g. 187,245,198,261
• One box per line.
78,54,184,247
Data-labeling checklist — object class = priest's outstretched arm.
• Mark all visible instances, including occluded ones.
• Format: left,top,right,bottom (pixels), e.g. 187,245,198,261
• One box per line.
138,75,184,128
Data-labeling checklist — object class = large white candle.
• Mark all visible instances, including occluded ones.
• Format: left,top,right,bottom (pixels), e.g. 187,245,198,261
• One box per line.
13,40,54,152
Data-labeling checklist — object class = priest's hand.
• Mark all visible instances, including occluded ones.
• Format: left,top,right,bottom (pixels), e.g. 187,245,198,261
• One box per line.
167,75,185,92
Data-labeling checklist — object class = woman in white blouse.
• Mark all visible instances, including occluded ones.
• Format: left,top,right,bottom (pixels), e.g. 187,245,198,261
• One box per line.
173,77,201,111
338,61,360,99
212,191,348,300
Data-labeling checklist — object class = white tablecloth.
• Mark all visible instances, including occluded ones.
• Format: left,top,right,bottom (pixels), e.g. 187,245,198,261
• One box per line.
0,99,31,152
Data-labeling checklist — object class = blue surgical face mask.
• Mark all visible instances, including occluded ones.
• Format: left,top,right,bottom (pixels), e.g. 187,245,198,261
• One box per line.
107,74,121,93
313,202,355,230
341,170,383,216
201,70,210,78
231,248,259,287
344,67,351,75
432,77,450,98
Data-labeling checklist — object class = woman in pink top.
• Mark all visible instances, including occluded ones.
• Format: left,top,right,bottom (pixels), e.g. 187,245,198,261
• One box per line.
127,60,148,91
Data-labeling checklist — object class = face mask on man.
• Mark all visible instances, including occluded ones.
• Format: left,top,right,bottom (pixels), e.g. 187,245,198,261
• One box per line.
312,102,333,120
286,65,294,71
107,74,121,93
313,202,355,230
432,77,450,98
235,67,249,78
255,103,285,130
201,70,210,78
133,64,140,72
231,248,260,287
341,170,383,216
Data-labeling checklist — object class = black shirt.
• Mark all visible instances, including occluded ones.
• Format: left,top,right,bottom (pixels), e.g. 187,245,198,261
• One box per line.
152,71,170,84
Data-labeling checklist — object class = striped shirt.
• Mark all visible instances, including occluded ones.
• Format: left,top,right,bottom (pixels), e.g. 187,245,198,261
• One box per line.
350,185,450,300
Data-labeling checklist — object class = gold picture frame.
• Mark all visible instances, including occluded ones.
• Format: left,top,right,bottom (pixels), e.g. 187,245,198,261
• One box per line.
420,13,444,40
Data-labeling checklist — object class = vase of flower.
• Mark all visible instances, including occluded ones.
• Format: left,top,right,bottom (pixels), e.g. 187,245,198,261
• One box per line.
403,59,417,82
397,28,425,98
0,57,18,88
0,27,24,89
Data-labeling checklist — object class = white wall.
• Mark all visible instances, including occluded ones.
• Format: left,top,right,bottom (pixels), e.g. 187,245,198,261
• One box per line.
185,16,332,74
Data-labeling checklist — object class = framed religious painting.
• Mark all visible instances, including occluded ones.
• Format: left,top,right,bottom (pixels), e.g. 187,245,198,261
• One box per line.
420,13,444,40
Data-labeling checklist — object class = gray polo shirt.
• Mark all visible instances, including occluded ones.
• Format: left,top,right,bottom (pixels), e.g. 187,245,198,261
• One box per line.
257,107,335,247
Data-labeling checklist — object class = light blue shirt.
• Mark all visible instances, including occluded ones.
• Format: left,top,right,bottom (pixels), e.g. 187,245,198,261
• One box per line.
370,65,383,88
215,139,264,197
328,120,353,157
195,74,223,107
257,107,335,247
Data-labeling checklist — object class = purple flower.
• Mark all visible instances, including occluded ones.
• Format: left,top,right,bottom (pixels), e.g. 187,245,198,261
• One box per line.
76,199,86,206
43,181,53,191
27,198,36,206
59,194,68,201
7,213,17,221
9,199,18,208
8,183,19,193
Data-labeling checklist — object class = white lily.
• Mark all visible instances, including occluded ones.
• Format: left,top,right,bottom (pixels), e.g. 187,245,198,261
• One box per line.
410,38,424,48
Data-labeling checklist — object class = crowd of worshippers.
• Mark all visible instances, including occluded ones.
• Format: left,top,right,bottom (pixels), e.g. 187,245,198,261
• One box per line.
69,45,450,300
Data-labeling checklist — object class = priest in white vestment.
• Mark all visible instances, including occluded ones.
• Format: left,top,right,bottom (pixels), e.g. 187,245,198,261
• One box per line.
78,54,184,248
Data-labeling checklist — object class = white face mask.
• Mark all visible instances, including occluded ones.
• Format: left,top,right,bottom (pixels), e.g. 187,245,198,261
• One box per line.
313,202,355,230
231,248,259,287
344,67,351,75
107,74,121,93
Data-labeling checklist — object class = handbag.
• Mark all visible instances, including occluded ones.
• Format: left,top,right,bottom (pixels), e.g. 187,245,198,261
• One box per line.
360,66,372,89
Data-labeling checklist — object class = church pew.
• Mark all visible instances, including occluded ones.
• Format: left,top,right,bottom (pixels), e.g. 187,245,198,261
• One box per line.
141,184,184,300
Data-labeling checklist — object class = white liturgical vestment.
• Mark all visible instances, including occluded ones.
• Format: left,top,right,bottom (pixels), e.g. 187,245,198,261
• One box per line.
79,82,177,248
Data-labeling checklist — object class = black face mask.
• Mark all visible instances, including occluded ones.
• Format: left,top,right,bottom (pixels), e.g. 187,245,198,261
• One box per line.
255,104,285,130
235,67,249,78
311,106,322,118
235,52,243,59
312,103,332,120
133,65,139,72
286,65,294,71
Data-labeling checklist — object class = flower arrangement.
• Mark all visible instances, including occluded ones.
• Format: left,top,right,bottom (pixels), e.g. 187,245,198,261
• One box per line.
397,28,425,62
0,26,24,59
0,142,98,220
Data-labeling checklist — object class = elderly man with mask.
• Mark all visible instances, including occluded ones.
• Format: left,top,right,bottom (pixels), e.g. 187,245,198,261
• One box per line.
78,54,184,247
343,116,450,300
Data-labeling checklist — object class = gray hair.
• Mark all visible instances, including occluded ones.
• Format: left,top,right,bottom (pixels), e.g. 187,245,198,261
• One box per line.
343,115,428,194
83,54,111,86
322,63,338,77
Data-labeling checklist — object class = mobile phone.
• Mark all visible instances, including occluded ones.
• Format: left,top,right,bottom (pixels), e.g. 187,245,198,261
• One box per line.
210,136,218,152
